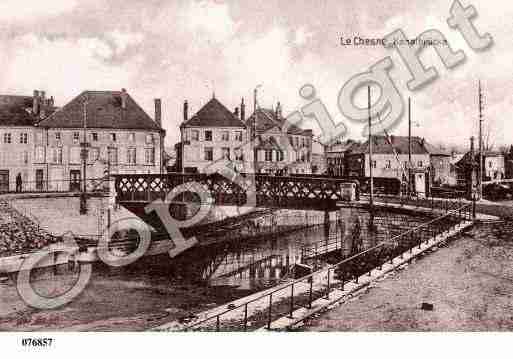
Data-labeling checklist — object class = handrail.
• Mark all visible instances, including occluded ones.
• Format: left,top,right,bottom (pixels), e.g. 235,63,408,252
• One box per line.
182,203,472,331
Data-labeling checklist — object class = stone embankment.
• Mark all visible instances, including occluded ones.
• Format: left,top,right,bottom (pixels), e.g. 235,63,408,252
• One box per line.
0,200,59,257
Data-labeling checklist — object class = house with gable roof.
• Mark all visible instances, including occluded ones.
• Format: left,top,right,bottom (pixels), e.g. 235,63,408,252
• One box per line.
179,96,251,173
245,102,314,174
36,89,165,191
0,90,56,192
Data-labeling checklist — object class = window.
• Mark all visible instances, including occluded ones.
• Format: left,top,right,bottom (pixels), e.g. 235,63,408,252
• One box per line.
191,130,199,141
204,147,213,161
91,132,98,142
34,146,45,163
385,160,391,169
235,131,243,141
205,130,213,142
489,161,493,168
235,148,244,161
19,133,28,144
108,147,118,165
3,133,11,144
73,132,80,143
277,150,284,162
111,133,117,142
22,151,29,165
35,131,43,144
418,160,423,167
70,147,81,164
128,133,135,142
265,150,273,162
221,147,230,160
88,148,99,163
221,131,229,141
55,132,61,141
145,134,154,144
52,147,63,164
127,148,137,165
144,148,155,165
371,160,377,169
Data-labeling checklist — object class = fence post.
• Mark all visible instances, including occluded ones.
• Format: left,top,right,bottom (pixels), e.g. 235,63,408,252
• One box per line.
267,294,273,330
288,284,294,319
308,278,313,309
325,269,331,299
244,303,248,332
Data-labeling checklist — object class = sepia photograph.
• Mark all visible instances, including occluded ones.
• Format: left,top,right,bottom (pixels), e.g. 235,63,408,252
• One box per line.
0,0,512,357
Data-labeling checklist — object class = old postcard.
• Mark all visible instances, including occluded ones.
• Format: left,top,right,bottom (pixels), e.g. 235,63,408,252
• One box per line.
0,0,511,357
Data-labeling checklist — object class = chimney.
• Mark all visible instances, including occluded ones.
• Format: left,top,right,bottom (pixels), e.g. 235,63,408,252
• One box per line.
49,96,55,107
276,101,282,119
121,88,127,109
40,91,46,104
240,98,245,122
234,107,239,119
183,100,188,122
154,98,162,127
33,90,40,114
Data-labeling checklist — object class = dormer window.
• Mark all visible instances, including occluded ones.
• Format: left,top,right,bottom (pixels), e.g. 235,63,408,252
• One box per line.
55,132,61,141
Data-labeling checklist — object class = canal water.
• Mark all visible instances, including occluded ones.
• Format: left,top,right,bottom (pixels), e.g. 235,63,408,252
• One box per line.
0,206,437,331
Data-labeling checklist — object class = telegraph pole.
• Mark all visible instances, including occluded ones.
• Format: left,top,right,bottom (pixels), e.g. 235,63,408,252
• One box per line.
408,97,412,196
368,86,374,229
253,85,261,174
80,96,89,214
478,80,484,200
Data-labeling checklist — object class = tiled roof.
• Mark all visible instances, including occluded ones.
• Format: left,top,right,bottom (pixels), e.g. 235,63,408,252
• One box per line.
245,108,313,136
456,151,504,168
0,96,41,127
38,91,161,131
347,136,434,155
182,98,246,128
255,136,282,150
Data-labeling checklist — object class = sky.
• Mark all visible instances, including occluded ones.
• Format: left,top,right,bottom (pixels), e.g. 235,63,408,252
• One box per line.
0,0,511,149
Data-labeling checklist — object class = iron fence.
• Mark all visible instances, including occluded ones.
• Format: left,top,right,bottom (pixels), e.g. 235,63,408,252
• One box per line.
181,203,473,332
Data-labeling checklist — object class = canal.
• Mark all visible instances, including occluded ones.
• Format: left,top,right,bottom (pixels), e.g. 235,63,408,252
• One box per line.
0,206,438,331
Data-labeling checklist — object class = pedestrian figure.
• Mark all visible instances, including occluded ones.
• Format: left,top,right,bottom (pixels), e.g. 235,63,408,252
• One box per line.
15,173,22,193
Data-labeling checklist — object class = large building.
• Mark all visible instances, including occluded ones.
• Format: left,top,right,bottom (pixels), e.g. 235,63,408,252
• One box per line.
178,97,314,175
245,103,314,174
455,151,505,186
179,97,250,173
36,89,165,191
0,91,56,192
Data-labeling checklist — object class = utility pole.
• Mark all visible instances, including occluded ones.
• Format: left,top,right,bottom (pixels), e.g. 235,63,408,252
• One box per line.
368,86,374,229
253,85,261,174
478,80,484,200
80,96,89,214
408,97,412,196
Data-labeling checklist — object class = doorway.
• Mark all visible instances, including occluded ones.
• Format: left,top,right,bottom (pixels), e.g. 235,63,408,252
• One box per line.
0,170,8,192
70,170,81,192
36,169,44,191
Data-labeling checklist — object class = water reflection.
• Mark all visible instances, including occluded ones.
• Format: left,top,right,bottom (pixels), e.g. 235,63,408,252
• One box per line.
171,208,432,290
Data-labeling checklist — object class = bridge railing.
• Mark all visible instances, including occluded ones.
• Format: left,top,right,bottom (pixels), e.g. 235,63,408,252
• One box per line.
114,173,365,209
180,203,473,331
